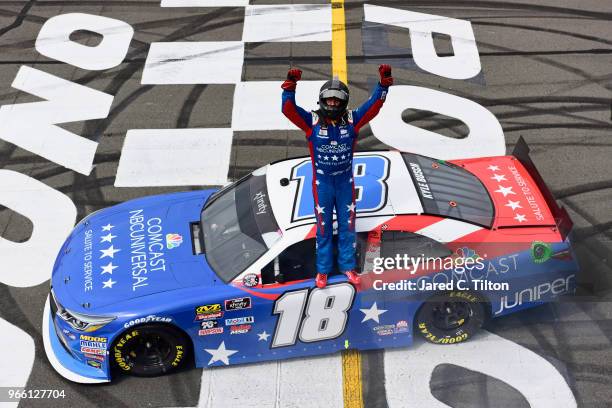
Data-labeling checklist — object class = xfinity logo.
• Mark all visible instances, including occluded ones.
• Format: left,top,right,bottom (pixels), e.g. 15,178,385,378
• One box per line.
253,192,268,215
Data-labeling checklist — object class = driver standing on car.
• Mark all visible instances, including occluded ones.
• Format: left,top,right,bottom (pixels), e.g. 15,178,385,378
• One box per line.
281,65,393,288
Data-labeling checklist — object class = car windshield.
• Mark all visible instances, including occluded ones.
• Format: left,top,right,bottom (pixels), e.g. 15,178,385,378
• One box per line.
402,153,495,227
200,167,281,283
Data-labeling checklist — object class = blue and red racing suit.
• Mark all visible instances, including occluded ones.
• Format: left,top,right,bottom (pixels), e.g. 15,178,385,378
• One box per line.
281,84,389,274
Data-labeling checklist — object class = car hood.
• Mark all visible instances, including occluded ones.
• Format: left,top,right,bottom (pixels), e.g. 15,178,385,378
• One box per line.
52,190,221,310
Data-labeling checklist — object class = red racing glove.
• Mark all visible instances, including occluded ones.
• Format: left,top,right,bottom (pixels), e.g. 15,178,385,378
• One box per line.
378,64,393,87
281,68,303,91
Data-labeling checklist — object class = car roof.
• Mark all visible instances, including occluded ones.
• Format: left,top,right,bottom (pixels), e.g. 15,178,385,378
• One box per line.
266,151,424,232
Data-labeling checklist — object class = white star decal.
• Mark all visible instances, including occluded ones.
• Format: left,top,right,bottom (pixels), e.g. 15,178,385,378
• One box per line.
487,165,500,172
491,174,507,182
101,223,114,232
102,278,116,289
331,155,338,161
315,205,325,214
100,233,116,243
205,341,238,366
100,245,120,259
317,154,322,159
348,219,352,224
349,178,353,183
323,155,329,161
494,185,516,197
315,180,320,185
101,262,117,275
257,331,271,342
514,213,527,223
341,155,346,160
346,203,356,212
320,221,325,226
505,200,522,210
360,302,387,323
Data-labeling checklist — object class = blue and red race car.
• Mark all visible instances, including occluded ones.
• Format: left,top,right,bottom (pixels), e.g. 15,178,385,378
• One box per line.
43,137,578,383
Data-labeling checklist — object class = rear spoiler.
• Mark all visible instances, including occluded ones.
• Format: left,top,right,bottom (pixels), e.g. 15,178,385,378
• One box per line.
512,136,573,240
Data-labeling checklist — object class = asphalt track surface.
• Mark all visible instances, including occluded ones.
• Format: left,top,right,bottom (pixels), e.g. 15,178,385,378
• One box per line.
0,0,611,407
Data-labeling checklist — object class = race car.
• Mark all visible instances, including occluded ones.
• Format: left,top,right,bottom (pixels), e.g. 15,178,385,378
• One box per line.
43,137,578,383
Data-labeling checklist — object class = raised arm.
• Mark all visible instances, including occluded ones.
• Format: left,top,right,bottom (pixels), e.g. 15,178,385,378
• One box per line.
281,68,313,135
352,64,393,133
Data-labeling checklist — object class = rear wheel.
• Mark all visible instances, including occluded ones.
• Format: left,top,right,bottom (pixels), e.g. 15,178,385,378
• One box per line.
415,292,485,345
112,324,190,377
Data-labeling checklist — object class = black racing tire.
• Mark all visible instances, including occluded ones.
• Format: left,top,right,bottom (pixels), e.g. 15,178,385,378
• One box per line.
415,292,486,345
111,324,190,377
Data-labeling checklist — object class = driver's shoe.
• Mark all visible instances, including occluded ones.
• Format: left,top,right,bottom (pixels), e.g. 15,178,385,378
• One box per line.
344,270,361,286
315,273,328,288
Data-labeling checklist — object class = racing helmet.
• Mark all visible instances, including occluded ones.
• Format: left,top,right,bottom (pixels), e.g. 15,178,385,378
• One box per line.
318,79,349,120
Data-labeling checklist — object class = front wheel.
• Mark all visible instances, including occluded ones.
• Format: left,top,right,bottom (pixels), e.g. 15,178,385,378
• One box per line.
415,292,486,345
112,324,190,377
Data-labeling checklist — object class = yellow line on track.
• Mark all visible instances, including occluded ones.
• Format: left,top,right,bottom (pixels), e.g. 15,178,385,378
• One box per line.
333,1,363,406
331,0,348,83
342,349,363,408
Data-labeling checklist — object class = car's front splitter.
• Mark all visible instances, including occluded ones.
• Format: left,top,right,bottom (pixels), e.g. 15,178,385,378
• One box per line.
42,296,110,384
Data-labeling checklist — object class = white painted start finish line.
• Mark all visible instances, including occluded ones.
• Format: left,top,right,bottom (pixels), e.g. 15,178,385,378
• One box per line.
115,128,233,187
231,81,326,131
161,0,250,6
242,5,332,43
142,42,245,85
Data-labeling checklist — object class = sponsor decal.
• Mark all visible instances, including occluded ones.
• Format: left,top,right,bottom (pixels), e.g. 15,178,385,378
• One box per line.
200,320,219,329
199,327,224,336
253,192,268,215
197,312,222,320
79,334,107,354
225,316,254,326
373,324,395,336
166,233,183,249
128,209,168,292
87,360,102,369
79,335,107,342
242,274,259,288
80,340,107,349
84,353,105,362
62,329,76,341
124,315,172,329
113,330,139,371
195,304,222,320
395,320,409,334
531,241,552,264
225,297,252,311
495,274,575,315
230,324,251,335
81,347,105,355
